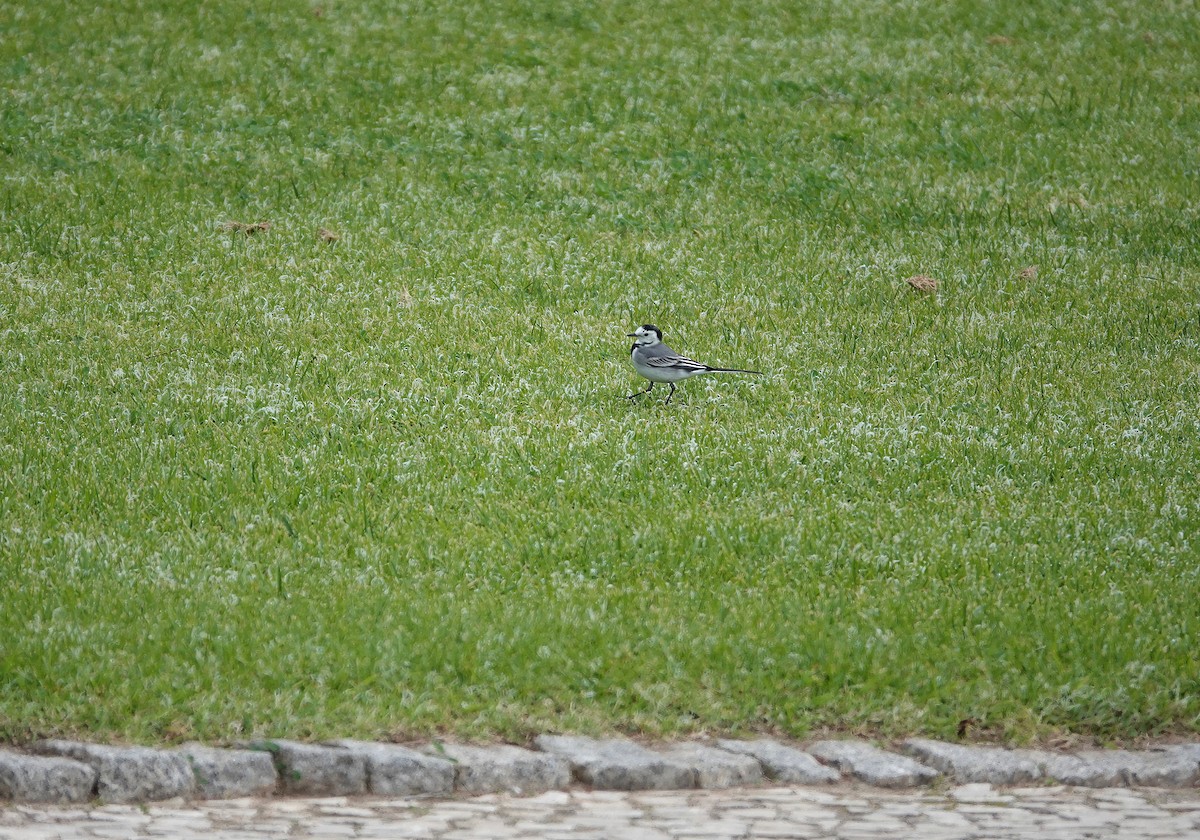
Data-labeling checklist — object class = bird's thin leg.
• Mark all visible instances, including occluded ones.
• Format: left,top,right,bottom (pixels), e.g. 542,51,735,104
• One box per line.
627,382,654,401
664,383,676,405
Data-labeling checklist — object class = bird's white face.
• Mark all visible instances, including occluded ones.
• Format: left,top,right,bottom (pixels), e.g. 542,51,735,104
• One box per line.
627,325,662,346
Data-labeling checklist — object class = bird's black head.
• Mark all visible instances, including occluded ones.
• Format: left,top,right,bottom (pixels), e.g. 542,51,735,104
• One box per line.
626,324,663,347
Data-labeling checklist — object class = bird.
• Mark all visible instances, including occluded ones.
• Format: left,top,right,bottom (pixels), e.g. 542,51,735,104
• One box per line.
626,324,762,404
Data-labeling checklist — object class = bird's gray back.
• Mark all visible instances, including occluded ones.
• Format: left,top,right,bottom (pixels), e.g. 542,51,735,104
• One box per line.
635,341,678,361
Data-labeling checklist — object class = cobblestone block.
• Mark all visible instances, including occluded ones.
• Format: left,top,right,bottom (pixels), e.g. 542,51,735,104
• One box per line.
329,740,455,795
715,739,841,784
656,743,763,789
1073,749,1200,788
0,748,97,803
246,740,366,796
429,744,570,795
1012,750,1124,787
902,739,1042,784
33,741,194,803
1012,746,1200,788
534,735,695,790
1170,744,1200,769
177,743,278,799
807,740,938,788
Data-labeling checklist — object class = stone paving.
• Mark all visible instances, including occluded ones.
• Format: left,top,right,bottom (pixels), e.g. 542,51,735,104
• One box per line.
5,738,1199,804
4,737,1200,837
3,783,1200,839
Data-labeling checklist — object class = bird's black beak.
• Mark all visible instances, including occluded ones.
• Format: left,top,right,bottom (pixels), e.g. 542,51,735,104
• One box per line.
626,333,638,337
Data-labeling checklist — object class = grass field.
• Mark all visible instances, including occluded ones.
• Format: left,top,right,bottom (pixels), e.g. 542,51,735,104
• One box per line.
2,0,1199,746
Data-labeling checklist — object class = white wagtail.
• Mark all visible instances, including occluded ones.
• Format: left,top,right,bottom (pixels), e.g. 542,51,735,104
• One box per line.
626,324,762,404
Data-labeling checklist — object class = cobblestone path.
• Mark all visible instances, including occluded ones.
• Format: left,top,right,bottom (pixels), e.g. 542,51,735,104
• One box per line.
4,783,1200,839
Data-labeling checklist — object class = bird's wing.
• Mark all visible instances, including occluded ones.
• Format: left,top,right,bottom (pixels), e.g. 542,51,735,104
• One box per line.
643,351,709,372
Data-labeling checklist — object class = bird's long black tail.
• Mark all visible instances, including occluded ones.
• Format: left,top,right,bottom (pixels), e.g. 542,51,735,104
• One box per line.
704,366,763,375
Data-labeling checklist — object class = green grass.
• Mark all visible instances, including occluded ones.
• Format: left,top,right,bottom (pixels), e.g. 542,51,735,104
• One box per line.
2,0,1199,746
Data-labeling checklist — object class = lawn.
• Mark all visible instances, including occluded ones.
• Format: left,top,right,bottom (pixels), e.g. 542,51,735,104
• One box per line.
1,0,1198,746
